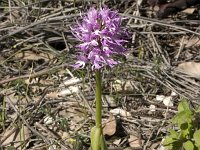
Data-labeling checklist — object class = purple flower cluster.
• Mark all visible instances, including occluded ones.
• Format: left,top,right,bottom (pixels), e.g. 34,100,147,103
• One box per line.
71,7,128,70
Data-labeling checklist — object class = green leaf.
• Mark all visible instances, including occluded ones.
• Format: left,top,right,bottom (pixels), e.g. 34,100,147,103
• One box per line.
90,126,101,150
100,134,108,150
163,137,183,150
172,111,192,126
178,99,192,114
169,130,178,139
163,137,174,150
163,137,176,146
195,145,200,150
194,130,200,148
183,141,194,150
180,122,193,138
180,122,189,130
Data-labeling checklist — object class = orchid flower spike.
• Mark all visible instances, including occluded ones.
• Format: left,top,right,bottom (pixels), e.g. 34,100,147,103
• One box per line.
71,7,128,70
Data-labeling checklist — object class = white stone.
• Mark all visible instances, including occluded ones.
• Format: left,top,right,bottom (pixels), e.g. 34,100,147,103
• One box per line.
44,116,54,125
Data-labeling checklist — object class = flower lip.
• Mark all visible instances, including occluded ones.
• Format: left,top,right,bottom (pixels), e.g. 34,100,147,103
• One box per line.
71,7,128,70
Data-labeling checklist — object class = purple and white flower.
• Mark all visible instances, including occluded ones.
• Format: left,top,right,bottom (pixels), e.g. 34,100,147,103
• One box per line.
71,7,128,70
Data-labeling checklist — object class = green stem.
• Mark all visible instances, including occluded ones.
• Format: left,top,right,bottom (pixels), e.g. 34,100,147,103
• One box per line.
95,70,102,128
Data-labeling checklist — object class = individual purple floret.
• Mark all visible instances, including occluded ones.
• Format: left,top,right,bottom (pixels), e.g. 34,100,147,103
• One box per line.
71,7,128,70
